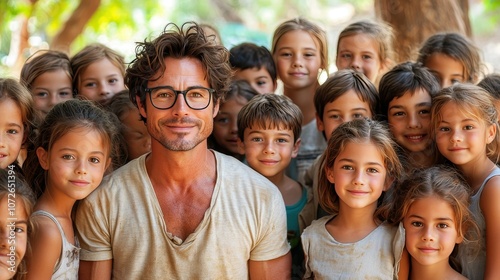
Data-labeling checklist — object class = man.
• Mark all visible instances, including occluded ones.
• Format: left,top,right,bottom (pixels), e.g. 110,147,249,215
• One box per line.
75,22,291,279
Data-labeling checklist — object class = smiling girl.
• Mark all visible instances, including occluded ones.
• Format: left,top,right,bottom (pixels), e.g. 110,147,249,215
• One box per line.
431,83,500,279
23,99,119,279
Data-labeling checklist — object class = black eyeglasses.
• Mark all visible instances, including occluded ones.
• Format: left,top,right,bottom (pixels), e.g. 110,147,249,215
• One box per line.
144,86,215,110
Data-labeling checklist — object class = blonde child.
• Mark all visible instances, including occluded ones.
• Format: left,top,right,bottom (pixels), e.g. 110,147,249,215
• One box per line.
301,119,405,279
431,83,500,279
0,78,37,169
71,43,126,105
209,80,258,161
236,93,304,277
0,168,36,280
20,50,73,117
335,20,394,86
378,61,441,170
22,99,119,279
229,42,277,94
390,166,479,280
300,69,379,231
107,90,151,162
417,32,482,89
271,17,329,184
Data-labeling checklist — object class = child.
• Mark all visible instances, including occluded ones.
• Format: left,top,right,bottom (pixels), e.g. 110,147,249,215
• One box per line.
478,73,500,122
0,78,37,169
236,94,304,277
417,32,482,88
0,168,36,280
378,61,441,170
299,69,379,231
335,20,394,86
431,83,500,279
209,80,258,161
107,90,151,162
229,42,277,94
301,119,405,279
390,166,479,280
20,50,74,117
71,43,126,105
271,17,329,184
22,99,118,279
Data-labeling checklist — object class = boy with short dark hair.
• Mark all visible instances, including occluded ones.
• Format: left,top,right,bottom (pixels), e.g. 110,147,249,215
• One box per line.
230,42,277,94
237,94,304,277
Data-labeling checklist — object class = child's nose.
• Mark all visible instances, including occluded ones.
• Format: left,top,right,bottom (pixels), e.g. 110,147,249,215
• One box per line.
352,171,365,185
350,56,362,70
421,226,435,242
450,130,463,143
407,114,422,129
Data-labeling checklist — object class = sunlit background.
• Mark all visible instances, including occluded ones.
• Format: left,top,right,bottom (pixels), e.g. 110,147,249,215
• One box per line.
1,0,499,77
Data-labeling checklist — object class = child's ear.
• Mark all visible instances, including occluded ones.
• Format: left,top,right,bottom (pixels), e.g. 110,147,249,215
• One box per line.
456,234,464,244
316,113,325,132
291,138,301,158
325,167,335,184
486,123,497,144
36,147,49,170
236,138,246,155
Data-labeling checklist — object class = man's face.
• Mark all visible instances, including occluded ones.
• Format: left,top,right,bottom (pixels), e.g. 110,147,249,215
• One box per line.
137,57,219,152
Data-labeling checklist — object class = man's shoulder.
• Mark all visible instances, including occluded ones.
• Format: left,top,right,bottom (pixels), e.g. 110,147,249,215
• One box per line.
86,156,147,200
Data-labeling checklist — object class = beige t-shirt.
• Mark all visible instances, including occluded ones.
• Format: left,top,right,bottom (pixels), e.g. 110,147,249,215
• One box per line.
75,152,290,279
302,216,405,280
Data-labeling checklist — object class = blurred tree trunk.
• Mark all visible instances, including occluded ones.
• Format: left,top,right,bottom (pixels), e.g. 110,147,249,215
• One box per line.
51,0,101,53
375,0,471,63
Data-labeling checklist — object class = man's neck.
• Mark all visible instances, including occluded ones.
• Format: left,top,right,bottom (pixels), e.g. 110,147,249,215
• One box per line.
145,144,216,188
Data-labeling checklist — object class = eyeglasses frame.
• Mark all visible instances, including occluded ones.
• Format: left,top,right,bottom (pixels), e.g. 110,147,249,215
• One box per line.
144,85,215,110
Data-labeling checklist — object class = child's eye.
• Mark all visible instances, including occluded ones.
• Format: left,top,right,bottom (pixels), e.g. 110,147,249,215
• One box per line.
85,82,97,88
62,154,75,160
256,80,267,86
215,117,229,124
329,114,340,120
89,157,101,164
437,223,449,229
276,138,289,143
304,52,316,58
250,137,263,142
7,129,19,135
362,55,372,60
438,126,450,132
341,165,353,170
59,91,71,97
15,227,25,233
411,221,423,227
367,168,379,173
451,78,462,84
340,53,352,59
419,109,430,115
35,91,48,98
464,125,474,130
392,111,405,117
353,113,365,119
280,52,292,58
109,78,118,84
